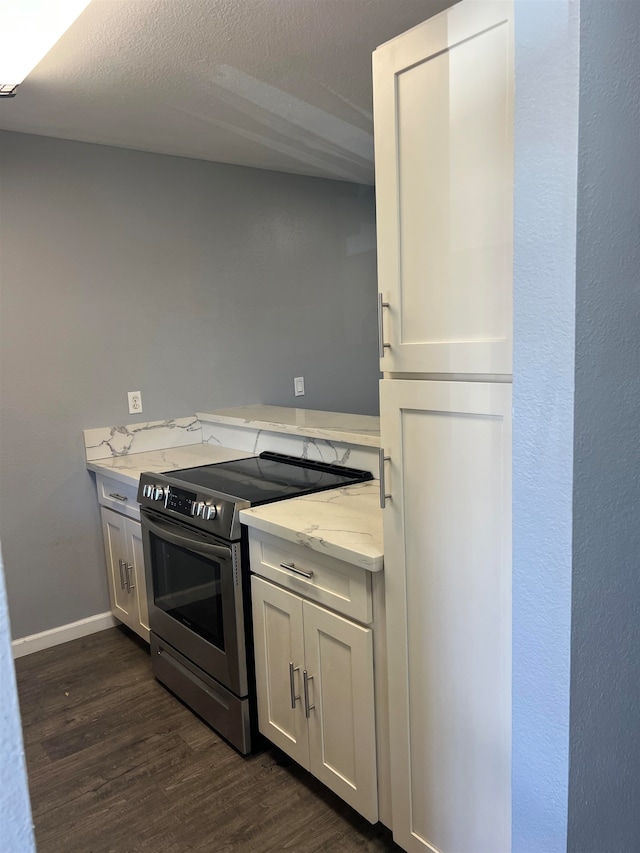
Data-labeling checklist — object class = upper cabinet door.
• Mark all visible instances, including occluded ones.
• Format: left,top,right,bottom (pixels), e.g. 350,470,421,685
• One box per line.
374,1,514,375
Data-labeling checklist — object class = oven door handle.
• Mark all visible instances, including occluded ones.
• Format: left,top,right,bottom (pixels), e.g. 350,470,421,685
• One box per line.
142,513,232,561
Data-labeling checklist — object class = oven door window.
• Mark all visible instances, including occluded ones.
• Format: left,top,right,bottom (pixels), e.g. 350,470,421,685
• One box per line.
149,532,225,650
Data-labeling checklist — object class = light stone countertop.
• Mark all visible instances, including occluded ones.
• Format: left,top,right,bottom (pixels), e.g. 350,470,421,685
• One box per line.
88,442,384,572
87,444,253,488
239,480,383,573
196,405,380,448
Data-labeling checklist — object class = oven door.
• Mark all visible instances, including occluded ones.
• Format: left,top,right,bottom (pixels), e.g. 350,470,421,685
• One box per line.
140,509,247,698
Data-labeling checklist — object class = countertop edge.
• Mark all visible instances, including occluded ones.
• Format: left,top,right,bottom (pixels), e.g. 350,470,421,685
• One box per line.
86,460,139,488
196,411,381,448
239,508,384,573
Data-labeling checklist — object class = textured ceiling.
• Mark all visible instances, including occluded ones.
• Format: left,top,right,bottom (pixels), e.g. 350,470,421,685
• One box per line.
0,0,452,183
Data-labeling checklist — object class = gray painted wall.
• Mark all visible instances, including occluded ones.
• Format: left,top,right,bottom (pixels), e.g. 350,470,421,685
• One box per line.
568,1,640,850
513,1,640,848
0,131,379,639
512,1,580,850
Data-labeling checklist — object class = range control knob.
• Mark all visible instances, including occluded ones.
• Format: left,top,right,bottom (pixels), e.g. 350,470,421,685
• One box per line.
142,484,153,499
152,486,165,501
205,504,218,521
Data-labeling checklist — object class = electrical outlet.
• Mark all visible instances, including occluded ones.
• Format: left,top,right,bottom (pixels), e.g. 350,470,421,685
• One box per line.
294,376,305,397
128,391,143,415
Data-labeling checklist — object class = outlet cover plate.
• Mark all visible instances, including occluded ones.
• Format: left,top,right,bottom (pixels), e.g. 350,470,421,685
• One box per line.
128,391,143,414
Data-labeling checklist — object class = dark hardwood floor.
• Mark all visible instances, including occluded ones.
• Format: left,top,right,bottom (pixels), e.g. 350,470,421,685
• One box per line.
15,627,402,853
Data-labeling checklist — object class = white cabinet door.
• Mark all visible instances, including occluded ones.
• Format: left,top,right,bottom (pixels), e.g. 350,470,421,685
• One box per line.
374,0,513,375
381,379,511,853
303,600,378,824
101,507,137,631
251,576,309,769
101,509,149,642
251,575,379,823
125,518,150,641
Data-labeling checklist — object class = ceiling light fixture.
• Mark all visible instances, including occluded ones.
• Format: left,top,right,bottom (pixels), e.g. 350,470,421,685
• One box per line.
0,0,92,97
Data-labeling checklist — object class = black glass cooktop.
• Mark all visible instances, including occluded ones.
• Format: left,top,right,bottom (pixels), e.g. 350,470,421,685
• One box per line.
167,451,372,506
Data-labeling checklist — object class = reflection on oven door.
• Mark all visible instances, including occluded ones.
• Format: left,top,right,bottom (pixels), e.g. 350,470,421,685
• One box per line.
155,579,223,647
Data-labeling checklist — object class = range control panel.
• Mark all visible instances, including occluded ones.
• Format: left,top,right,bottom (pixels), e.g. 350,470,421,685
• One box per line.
137,472,241,538
140,482,219,521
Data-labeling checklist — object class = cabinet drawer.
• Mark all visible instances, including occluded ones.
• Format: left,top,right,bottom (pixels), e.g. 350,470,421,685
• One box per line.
248,531,372,624
96,474,140,519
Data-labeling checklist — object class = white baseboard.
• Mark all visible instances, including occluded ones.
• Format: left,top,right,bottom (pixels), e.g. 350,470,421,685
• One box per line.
12,612,118,659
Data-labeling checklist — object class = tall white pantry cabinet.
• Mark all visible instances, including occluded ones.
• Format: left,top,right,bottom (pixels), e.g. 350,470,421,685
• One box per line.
373,2,513,853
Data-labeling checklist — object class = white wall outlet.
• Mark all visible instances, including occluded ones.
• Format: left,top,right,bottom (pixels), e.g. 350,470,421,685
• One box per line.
294,376,305,397
127,391,143,415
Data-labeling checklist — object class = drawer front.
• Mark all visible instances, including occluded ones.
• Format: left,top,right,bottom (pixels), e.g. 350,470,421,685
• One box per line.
96,474,140,519
248,531,372,624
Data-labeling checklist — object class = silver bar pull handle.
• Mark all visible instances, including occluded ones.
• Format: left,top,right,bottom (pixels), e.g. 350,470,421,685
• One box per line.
303,670,315,718
126,563,135,592
377,292,391,359
289,662,300,709
379,447,391,509
142,513,233,561
109,493,128,502
280,562,314,580
118,558,126,589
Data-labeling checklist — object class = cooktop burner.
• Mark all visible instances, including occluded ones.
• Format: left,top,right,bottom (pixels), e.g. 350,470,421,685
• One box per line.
167,451,372,506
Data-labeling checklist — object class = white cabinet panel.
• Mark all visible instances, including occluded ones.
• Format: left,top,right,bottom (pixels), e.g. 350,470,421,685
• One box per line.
374,1,513,375
249,531,372,624
127,520,149,636
304,600,377,823
101,508,136,630
100,508,149,642
96,473,140,520
251,576,309,769
251,574,378,824
381,379,511,853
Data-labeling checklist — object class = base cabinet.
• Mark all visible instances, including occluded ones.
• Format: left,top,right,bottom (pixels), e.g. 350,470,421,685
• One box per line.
251,574,378,823
381,379,512,853
101,506,149,642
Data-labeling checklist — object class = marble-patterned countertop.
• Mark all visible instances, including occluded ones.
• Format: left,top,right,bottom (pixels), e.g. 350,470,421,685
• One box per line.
87,437,384,572
239,480,383,573
87,444,253,487
196,405,380,448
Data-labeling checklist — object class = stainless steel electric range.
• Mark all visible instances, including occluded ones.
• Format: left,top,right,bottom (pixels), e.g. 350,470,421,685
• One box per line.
137,451,372,754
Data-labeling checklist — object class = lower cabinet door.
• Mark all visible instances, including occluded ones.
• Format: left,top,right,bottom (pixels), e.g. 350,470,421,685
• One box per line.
251,576,309,769
101,506,137,632
303,600,378,823
125,518,150,640
252,575,379,823
101,509,149,642
381,379,512,853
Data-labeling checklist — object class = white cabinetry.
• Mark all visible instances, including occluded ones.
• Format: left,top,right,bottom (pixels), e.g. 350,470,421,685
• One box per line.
380,380,511,853
374,0,513,376
249,534,379,824
374,2,513,851
100,507,149,642
97,473,149,643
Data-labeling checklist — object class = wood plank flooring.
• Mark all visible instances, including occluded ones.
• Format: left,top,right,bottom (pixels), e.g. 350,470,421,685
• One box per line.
15,627,402,853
